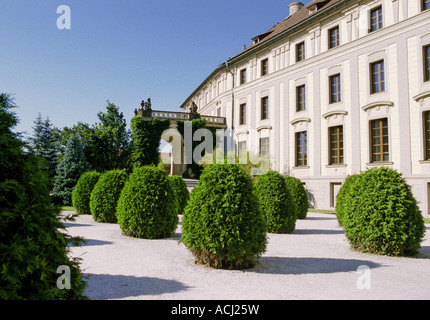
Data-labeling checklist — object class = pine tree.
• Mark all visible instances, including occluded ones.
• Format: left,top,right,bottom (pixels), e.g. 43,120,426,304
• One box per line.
29,113,60,183
52,134,91,206
0,93,87,299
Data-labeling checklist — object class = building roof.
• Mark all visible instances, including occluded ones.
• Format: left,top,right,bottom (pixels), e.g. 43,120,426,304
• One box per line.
181,0,346,109
233,0,342,59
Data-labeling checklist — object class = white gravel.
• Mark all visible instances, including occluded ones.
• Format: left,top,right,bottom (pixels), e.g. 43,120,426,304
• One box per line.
65,212,430,300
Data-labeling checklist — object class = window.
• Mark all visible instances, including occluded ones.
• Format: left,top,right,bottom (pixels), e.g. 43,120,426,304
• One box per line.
296,131,308,166
329,26,340,49
424,111,430,160
261,97,268,120
329,74,341,103
261,59,268,76
425,45,430,82
296,42,305,62
370,6,383,32
240,68,247,85
370,60,385,94
260,137,269,157
238,141,247,159
296,85,306,111
423,0,430,10
239,103,246,125
329,126,344,165
370,118,389,162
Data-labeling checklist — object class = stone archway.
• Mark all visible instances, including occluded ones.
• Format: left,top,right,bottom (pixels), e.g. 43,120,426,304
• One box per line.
160,122,184,176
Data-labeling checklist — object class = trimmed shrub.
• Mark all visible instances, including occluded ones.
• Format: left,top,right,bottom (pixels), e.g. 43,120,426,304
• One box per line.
254,171,297,233
72,171,101,215
181,164,267,270
90,170,128,223
342,167,425,256
335,174,360,227
284,176,309,219
116,166,178,239
168,175,189,215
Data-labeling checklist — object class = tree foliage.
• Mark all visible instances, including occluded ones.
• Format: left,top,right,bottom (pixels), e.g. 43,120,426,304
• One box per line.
28,113,61,182
130,117,170,168
72,171,101,215
52,134,91,206
116,166,178,239
90,169,128,223
342,167,425,256
254,171,297,233
284,176,309,220
0,93,87,300
181,164,267,269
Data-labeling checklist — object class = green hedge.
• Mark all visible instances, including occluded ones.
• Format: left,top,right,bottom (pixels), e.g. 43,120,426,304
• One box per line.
72,171,101,215
284,176,309,219
181,164,267,269
90,170,128,223
116,166,178,239
254,171,297,233
342,167,425,256
335,174,360,227
168,175,189,215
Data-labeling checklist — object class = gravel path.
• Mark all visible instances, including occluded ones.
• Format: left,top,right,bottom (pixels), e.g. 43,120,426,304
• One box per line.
65,212,430,300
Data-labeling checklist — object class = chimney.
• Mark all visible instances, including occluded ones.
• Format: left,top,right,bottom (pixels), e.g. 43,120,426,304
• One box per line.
289,2,304,16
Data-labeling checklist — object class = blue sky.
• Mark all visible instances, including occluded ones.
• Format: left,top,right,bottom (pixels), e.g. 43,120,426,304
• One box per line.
1,0,295,136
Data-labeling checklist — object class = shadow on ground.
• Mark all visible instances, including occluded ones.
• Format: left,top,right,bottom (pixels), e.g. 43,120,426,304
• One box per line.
252,257,382,275
84,274,191,299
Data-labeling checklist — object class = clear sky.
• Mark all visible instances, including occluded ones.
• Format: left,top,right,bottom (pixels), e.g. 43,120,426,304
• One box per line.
1,0,296,136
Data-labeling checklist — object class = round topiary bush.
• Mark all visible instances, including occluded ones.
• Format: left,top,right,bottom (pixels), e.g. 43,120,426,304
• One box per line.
181,164,267,270
342,167,425,256
90,170,128,223
335,174,361,227
168,175,189,215
72,171,101,215
116,166,178,239
254,171,297,233
284,176,309,219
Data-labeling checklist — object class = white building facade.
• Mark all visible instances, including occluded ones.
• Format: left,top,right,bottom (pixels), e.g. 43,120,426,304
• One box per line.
181,0,430,215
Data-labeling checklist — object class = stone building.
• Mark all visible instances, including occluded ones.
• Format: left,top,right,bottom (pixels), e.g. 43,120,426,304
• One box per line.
181,0,430,214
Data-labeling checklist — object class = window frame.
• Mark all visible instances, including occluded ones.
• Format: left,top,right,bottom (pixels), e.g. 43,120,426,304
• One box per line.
370,60,385,94
296,42,305,62
328,26,340,49
261,59,269,76
369,6,383,33
329,125,344,165
240,68,247,85
370,118,389,163
424,45,430,82
296,131,308,167
329,74,342,104
296,85,306,111
259,137,269,157
261,96,268,120
239,103,246,125
424,111,430,161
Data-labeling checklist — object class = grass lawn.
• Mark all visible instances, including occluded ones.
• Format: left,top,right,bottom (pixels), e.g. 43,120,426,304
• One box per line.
61,206,76,212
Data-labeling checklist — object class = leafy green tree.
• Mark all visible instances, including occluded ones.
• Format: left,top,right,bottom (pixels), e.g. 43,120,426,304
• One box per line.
28,114,61,182
52,135,91,206
0,93,87,299
59,122,95,163
131,117,170,168
90,101,131,172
